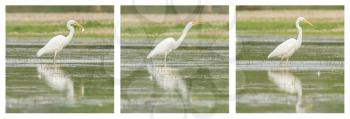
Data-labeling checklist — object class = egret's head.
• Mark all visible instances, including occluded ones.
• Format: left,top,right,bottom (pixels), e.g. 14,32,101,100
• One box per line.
183,18,203,32
67,20,85,32
298,17,314,27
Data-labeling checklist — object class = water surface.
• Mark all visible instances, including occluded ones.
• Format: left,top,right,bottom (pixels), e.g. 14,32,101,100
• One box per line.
6,39,114,113
236,36,344,113
121,40,229,113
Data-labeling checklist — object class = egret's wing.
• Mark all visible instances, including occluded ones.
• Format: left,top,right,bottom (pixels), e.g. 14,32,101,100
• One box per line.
153,37,177,51
37,35,65,57
268,38,297,59
147,37,176,59
44,35,66,50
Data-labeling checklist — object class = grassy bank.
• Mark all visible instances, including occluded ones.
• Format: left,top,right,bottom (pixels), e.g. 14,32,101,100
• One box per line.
121,14,228,40
237,10,344,36
6,13,114,39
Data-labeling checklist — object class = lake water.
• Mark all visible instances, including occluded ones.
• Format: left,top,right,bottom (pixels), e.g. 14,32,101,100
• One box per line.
121,40,229,113
236,36,344,113
6,39,114,113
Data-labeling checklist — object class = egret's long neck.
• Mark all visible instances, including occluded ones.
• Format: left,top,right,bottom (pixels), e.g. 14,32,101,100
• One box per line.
66,24,75,41
296,20,302,42
176,23,192,45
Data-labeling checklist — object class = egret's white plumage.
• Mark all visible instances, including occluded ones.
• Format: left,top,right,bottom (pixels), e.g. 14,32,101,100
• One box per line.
147,21,198,62
37,20,84,64
267,17,313,63
267,38,301,60
37,35,66,57
147,37,177,59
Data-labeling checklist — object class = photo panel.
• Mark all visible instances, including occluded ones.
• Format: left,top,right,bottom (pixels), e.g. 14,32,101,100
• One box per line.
5,5,114,113
120,5,229,113
236,5,344,113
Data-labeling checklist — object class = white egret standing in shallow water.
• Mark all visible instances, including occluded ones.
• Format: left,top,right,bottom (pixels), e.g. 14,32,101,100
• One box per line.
37,20,84,64
267,17,313,64
147,20,201,62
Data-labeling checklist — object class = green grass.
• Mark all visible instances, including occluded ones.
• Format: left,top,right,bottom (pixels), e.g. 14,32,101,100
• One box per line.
122,22,228,40
236,9,344,36
237,20,343,36
6,13,114,40
121,14,228,41
7,21,113,39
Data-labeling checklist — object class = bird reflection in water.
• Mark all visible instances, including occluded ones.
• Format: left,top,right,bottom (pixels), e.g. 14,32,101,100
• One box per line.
37,64,85,104
146,63,190,105
267,68,313,113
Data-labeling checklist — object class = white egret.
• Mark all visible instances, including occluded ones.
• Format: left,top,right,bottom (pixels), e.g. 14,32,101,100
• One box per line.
267,17,313,64
146,20,200,62
36,20,85,64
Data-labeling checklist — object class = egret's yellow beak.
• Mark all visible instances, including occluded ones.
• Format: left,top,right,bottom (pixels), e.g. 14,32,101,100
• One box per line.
303,19,314,27
74,22,85,32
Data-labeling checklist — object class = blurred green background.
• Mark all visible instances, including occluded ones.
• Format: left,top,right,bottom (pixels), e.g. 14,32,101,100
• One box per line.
6,6,114,39
236,6,344,36
7,6,114,13
122,6,228,14
121,6,228,41
237,6,343,10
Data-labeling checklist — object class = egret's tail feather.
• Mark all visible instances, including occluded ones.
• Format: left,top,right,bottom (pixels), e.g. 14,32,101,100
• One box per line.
267,53,274,59
36,48,45,57
147,51,154,59
147,50,157,59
